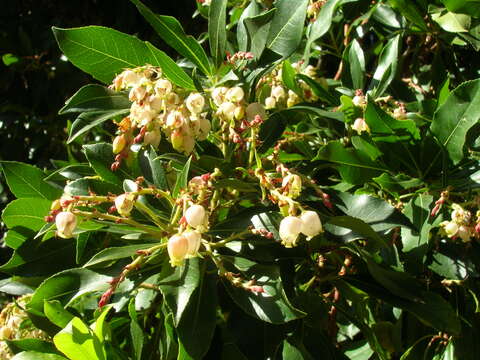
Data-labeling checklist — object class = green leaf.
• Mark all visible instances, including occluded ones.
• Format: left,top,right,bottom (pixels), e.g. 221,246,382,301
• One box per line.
314,141,386,184
83,244,154,267
11,352,68,360
351,136,383,161
373,173,423,193
53,317,106,360
306,0,343,50
129,300,144,360
432,11,471,33
2,53,20,66
369,34,401,98
282,338,314,360
265,0,308,58
258,111,288,152
2,198,52,249
365,100,420,142
0,278,33,295
343,340,374,360
44,300,74,328
59,85,131,114
172,156,191,198
64,178,122,197
84,143,132,186
68,109,129,144
387,0,428,30
348,39,366,90
244,8,276,58
441,0,480,17
222,256,306,324
326,216,387,248
1,162,61,200
430,79,480,164
400,194,434,253
138,148,169,190
0,237,76,277
28,269,111,313
52,26,194,89
175,263,218,359
129,0,212,76
6,339,57,356
209,0,227,68
237,1,261,52
282,60,301,94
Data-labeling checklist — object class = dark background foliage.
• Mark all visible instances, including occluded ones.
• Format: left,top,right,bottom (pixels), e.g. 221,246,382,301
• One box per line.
0,0,203,264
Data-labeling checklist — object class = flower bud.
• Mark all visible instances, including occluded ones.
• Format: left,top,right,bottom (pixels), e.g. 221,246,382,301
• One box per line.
171,129,184,151
271,85,285,100
352,95,366,107
287,90,300,107
115,193,135,217
166,92,181,106
300,211,322,239
234,106,245,120
112,134,127,154
393,107,406,120
458,225,471,242
246,102,267,121
185,204,207,229
51,199,61,211
352,118,369,134
186,92,205,114
183,134,196,154
144,129,161,148
167,234,189,266
282,174,302,198
265,96,276,109
217,102,236,121
279,216,303,247
226,87,244,103
56,211,77,239
183,230,202,256
198,118,211,141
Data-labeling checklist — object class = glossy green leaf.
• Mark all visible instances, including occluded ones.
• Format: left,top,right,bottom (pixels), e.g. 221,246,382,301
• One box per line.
441,0,480,17
64,178,122,197
351,136,383,161
307,0,343,50
314,141,386,184
373,173,423,193
348,39,366,90
282,60,300,94
172,156,191,198
369,34,401,98
53,26,195,88
209,0,227,68
84,143,133,186
326,216,387,248
129,0,211,76
6,339,58,356
128,300,144,360
2,198,52,249
432,11,471,33
44,300,75,328
1,162,61,200
400,194,434,252
68,109,129,144
59,85,130,114
282,338,314,360
365,100,420,142
11,352,67,360
0,278,33,295
387,0,427,30
28,269,112,312
237,1,261,52
83,244,154,267
430,79,480,164
265,0,308,58
244,8,276,58
222,256,305,324
138,148,169,190
53,317,106,360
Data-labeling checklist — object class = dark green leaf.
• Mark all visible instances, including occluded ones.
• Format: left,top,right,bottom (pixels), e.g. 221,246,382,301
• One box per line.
265,0,308,58
237,1,261,52
430,79,480,164
129,0,212,76
369,34,401,98
387,0,427,30
244,9,276,58
326,216,387,248
306,0,343,50
59,85,130,114
222,256,306,324
84,143,133,186
83,244,155,267
53,26,194,88
6,339,57,356
172,156,191,198
348,39,366,90
138,148,169,190
209,0,227,68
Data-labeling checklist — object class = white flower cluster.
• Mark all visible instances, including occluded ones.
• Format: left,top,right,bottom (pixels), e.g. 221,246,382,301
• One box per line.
440,203,473,242
0,295,48,359
258,62,322,109
167,204,207,266
279,211,323,247
112,66,211,155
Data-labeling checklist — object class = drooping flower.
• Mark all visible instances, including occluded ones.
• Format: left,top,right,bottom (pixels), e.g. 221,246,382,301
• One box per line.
300,211,323,239
279,216,303,247
55,211,77,239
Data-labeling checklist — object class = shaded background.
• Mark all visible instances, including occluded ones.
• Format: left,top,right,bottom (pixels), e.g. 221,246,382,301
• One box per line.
0,0,205,264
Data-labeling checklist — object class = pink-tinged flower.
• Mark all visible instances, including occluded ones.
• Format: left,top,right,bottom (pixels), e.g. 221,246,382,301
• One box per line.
167,234,189,266
55,211,77,239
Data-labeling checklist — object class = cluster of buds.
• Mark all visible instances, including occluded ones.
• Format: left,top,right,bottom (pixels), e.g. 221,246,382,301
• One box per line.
0,295,48,359
392,102,407,120
226,51,254,66
279,211,323,247
167,204,208,266
111,66,212,161
440,203,474,242
257,61,322,109
224,271,265,294
307,1,325,20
